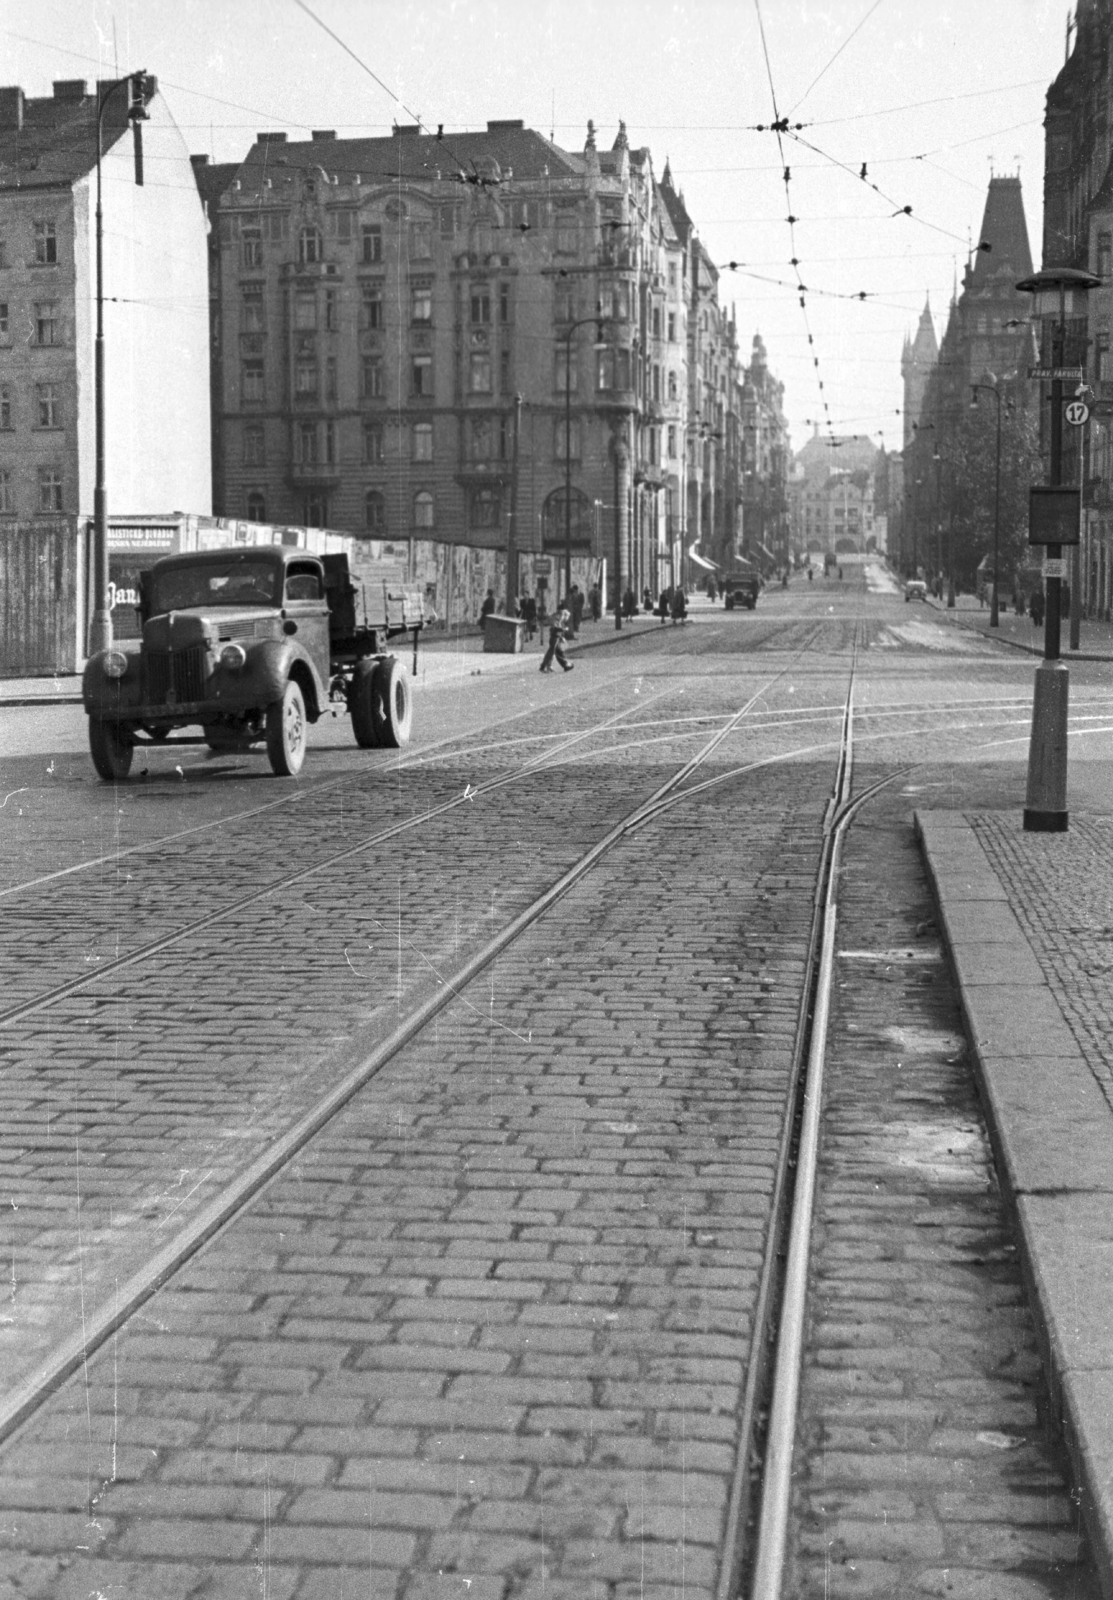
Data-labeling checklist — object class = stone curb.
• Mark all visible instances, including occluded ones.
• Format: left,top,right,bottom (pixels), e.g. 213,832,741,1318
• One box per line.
915,808,1113,1600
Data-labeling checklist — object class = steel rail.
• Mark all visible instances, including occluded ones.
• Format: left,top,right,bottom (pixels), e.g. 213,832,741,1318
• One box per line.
0,658,812,1450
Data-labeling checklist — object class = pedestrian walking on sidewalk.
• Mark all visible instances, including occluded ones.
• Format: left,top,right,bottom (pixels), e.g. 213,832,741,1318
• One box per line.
658,587,671,623
479,589,496,630
589,583,602,622
540,608,574,673
569,585,585,636
671,587,688,624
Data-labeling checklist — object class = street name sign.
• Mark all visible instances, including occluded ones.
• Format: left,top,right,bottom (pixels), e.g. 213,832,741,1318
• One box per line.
1028,366,1085,381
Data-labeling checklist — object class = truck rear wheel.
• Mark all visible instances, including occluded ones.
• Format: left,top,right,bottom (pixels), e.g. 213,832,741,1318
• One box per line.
349,659,381,749
371,656,412,748
265,680,307,776
89,719,134,781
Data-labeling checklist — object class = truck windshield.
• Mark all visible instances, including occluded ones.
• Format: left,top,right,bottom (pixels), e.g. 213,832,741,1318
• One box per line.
152,561,279,611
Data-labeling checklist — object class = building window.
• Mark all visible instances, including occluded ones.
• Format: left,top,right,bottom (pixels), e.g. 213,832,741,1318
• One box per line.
667,311,677,342
648,427,658,465
554,283,576,324
471,487,501,528
361,225,382,264
363,422,383,464
1096,331,1111,382
652,365,661,402
37,465,63,513
246,490,266,522
668,370,678,401
410,222,432,260
413,490,434,529
243,360,264,404
1099,231,1112,280
0,302,8,342
597,346,631,392
242,228,262,268
499,283,510,324
33,221,57,265
469,352,491,393
299,227,322,265
295,360,318,397
554,207,578,255
362,356,383,399
0,240,7,268
325,356,337,402
470,285,491,324
413,421,433,461
499,348,510,391
324,289,338,331
0,385,10,428
667,424,677,458
244,424,264,465
365,489,385,533
35,382,61,428
554,347,577,394
361,284,384,330
34,302,59,345
0,470,12,515
294,290,316,330
601,280,631,321
411,284,433,323
412,354,433,397
323,421,337,465
304,494,327,528
652,306,662,339
242,284,265,332
554,418,581,460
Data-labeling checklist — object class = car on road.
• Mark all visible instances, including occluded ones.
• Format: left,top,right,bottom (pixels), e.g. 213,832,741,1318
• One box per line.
724,577,760,611
903,579,928,603
83,546,423,780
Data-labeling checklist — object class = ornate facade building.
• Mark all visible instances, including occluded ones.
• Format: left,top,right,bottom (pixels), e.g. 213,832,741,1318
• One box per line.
789,431,879,560
196,119,786,610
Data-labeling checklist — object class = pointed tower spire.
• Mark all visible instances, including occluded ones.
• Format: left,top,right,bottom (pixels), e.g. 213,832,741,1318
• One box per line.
613,119,628,152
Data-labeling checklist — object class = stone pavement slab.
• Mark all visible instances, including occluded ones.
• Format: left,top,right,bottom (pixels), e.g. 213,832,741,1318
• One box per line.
917,808,1113,1598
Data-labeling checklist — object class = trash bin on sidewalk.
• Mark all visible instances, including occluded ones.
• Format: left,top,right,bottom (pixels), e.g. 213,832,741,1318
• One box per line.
482,614,525,653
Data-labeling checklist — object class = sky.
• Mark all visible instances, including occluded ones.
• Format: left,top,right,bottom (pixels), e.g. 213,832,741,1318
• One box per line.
5,0,1070,456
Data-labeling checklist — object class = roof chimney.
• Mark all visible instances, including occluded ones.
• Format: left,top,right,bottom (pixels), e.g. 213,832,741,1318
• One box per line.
258,131,287,144
392,123,420,137
311,129,336,141
52,79,88,101
0,86,25,130
487,119,524,132
190,153,209,170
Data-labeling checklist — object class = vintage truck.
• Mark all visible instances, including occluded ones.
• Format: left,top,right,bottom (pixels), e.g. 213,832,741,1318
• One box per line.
83,545,423,780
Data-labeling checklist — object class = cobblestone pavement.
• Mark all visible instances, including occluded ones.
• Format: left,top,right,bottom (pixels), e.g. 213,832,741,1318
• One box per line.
0,632,856,1397
788,778,1099,1600
966,814,1113,1105
0,763,829,1600
2,581,1110,1598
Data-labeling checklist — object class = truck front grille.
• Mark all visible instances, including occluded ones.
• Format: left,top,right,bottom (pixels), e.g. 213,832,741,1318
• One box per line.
147,646,209,704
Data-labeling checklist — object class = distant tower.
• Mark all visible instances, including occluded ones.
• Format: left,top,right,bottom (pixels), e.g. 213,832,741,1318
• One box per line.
902,299,937,447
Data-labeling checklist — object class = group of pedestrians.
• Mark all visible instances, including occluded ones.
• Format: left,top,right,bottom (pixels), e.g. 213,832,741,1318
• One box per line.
655,585,689,624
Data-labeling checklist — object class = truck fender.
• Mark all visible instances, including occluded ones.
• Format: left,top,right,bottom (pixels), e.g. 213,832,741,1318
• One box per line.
240,639,326,720
83,649,144,718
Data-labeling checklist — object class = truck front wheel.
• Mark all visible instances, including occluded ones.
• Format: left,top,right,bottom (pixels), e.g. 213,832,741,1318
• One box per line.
372,656,412,748
89,719,134,781
266,680,307,776
349,659,381,749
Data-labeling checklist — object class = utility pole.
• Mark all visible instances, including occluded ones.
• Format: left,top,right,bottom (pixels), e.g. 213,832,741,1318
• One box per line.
90,72,151,657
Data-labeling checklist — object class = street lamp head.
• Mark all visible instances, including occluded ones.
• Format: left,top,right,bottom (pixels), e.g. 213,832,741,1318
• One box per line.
1016,266,1102,319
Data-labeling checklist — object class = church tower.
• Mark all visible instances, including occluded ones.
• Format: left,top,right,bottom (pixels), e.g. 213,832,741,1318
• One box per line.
902,299,937,447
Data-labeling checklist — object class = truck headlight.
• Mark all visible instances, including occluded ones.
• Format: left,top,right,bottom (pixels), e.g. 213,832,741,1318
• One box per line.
103,650,129,679
220,643,247,670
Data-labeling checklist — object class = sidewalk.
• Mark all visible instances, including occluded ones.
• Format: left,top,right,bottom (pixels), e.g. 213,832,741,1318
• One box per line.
0,610,670,708
925,591,1113,662
917,805,1113,1597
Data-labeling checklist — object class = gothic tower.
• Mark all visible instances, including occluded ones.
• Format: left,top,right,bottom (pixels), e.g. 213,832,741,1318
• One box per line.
902,298,938,447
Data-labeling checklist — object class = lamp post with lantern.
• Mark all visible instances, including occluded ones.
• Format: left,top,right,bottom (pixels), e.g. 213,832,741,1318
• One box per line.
1016,266,1100,832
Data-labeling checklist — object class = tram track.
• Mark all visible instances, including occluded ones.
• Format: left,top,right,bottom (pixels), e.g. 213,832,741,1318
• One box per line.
0,643,833,1448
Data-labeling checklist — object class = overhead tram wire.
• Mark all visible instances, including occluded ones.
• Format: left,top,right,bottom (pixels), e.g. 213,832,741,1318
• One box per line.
786,0,887,119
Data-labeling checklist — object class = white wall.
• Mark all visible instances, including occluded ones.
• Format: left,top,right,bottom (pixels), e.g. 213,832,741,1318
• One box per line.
74,88,211,518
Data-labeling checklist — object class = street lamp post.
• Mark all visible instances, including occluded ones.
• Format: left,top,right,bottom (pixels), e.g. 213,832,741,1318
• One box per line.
90,73,150,657
970,382,1004,627
1016,266,1100,832
562,314,608,607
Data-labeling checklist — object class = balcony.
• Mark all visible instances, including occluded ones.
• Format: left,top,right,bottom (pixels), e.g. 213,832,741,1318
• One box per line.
287,459,341,488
